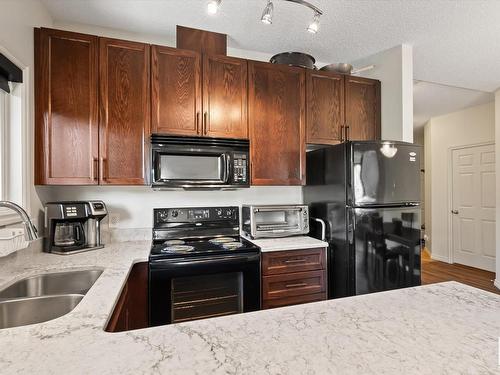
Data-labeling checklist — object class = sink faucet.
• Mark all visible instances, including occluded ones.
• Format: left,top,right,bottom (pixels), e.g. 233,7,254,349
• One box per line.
0,201,38,241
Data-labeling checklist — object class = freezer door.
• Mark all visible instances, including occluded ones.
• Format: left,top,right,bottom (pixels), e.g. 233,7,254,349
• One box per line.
350,142,421,206
350,206,421,296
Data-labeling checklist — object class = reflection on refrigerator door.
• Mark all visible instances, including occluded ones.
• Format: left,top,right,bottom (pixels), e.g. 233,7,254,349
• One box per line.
352,207,421,295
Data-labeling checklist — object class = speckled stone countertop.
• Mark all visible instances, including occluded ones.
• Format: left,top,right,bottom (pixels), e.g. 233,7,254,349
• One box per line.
244,235,328,252
0,241,499,374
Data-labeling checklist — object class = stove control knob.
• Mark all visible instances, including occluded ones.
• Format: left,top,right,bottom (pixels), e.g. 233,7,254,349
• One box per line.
171,210,179,218
158,211,168,221
225,209,233,217
216,208,223,217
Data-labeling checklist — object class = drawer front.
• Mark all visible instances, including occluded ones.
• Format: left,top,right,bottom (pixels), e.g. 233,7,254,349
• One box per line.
262,292,326,309
262,248,326,275
262,270,326,300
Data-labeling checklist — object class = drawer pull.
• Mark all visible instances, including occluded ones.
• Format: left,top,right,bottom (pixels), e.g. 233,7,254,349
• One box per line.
285,282,308,289
284,258,307,264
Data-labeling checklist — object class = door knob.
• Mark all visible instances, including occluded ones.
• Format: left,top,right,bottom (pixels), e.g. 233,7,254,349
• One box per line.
451,210,459,215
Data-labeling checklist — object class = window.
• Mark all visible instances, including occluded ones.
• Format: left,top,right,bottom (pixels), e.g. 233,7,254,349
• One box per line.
0,50,29,226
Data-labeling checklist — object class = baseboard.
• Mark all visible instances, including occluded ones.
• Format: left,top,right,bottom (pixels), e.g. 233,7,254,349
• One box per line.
494,279,500,290
430,253,451,263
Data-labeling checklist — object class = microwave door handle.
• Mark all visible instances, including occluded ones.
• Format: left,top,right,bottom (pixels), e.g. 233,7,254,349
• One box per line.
222,153,230,183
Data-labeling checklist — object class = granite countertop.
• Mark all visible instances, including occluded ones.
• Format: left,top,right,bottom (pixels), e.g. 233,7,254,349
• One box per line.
0,241,499,374
244,235,328,252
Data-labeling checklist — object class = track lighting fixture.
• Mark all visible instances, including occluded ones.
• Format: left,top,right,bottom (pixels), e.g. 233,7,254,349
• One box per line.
261,0,274,25
206,0,324,34
307,11,320,33
207,0,221,15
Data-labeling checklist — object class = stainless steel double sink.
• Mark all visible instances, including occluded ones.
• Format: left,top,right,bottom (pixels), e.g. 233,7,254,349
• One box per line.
0,269,103,329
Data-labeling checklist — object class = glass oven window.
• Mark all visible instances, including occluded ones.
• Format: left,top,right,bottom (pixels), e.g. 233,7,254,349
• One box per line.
255,210,300,231
159,154,224,181
171,272,243,323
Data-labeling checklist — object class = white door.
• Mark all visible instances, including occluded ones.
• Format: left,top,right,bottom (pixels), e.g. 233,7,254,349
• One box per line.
451,144,495,272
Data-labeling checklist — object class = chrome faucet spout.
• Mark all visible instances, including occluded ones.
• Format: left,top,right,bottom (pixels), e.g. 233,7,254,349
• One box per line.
0,201,38,241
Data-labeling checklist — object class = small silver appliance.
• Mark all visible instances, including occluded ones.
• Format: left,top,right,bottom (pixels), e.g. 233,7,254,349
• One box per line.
44,201,107,255
242,205,309,239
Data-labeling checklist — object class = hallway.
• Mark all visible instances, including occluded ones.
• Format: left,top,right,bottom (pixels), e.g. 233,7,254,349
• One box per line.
421,251,499,295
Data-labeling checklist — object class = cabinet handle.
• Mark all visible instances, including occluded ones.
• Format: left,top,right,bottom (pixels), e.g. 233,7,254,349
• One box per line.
285,282,308,289
101,158,107,181
346,125,350,140
340,125,345,142
203,111,208,135
284,258,307,264
196,112,200,134
92,158,98,181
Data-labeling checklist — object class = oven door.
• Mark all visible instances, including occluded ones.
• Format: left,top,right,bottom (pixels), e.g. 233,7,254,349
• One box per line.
252,206,309,238
152,146,231,188
149,253,261,326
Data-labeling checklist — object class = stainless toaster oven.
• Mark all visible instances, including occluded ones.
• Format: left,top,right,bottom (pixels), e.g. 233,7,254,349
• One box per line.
242,205,309,239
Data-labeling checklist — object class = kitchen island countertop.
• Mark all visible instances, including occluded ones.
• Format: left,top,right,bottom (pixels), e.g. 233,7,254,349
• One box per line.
0,241,499,374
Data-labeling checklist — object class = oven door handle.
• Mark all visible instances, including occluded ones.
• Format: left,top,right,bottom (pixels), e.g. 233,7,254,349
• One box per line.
150,253,261,270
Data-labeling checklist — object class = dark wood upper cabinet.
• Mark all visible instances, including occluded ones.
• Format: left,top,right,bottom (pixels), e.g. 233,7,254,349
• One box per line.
99,38,150,185
203,55,248,139
151,45,202,136
35,28,99,185
248,61,305,186
345,75,381,141
306,70,345,145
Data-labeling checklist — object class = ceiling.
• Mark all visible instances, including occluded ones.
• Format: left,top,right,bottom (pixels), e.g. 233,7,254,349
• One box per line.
40,0,500,93
413,81,493,131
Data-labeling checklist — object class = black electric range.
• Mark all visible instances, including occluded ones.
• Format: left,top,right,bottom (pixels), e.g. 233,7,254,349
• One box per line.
148,206,261,326
150,235,259,260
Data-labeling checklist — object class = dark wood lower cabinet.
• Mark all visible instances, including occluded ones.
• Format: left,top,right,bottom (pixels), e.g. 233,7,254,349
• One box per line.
261,248,327,309
106,262,148,332
263,292,327,309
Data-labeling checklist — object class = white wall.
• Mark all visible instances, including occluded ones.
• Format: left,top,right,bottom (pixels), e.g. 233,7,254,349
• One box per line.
495,90,500,289
37,186,303,229
351,44,413,143
413,130,425,242
0,0,53,228
424,101,495,262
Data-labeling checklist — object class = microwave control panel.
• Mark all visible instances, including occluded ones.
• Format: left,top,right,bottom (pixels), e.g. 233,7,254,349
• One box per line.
232,153,248,184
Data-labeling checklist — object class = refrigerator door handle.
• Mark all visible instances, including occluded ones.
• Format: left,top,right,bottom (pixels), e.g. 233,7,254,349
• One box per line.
347,209,355,244
310,217,326,241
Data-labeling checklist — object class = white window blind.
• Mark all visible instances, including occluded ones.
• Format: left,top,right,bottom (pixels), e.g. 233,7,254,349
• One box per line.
0,82,25,226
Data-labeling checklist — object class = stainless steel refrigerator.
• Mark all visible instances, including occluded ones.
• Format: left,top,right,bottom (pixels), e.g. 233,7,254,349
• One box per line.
304,141,422,298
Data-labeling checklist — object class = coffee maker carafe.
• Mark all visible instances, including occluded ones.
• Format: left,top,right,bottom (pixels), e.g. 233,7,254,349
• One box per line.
44,201,107,255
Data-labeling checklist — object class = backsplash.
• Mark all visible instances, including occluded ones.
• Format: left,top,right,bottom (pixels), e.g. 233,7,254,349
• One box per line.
35,186,303,230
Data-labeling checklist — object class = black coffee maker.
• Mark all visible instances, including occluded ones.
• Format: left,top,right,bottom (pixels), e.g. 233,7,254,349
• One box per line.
44,201,107,255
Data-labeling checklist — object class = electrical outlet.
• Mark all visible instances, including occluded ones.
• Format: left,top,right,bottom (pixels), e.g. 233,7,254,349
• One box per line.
109,213,120,228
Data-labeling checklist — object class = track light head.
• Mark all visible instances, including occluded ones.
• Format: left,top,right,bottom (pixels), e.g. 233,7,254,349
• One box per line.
307,11,320,33
207,0,221,15
261,0,274,25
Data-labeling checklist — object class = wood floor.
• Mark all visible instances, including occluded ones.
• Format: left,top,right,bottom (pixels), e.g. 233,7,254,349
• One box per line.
421,250,499,295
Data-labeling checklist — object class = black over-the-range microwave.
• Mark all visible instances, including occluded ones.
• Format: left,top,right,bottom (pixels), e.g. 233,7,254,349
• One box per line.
151,135,250,189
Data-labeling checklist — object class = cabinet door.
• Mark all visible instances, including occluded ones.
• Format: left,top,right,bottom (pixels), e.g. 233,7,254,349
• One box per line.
151,46,201,136
345,76,381,141
248,61,305,186
306,70,344,145
99,38,150,185
203,55,248,139
35,28,99,185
